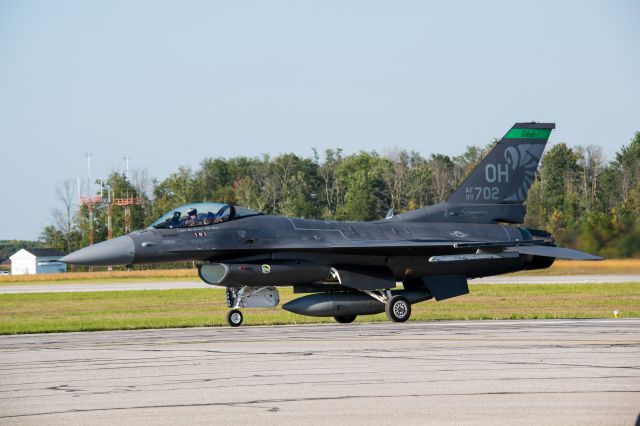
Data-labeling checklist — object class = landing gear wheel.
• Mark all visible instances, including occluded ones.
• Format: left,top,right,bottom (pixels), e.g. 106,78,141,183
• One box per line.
385,295,411,322
227,309,243,327
334,315,357,324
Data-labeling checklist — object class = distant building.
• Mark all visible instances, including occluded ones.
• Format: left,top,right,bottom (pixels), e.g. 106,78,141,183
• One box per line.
9,249,67,275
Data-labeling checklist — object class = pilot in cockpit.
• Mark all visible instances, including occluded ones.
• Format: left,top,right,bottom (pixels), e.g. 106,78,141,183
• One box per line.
185,208,199,227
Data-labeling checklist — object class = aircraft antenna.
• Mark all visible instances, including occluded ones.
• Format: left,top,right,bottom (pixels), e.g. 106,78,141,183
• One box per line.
123,155,130,180
79,154,102,249
85,153,92,197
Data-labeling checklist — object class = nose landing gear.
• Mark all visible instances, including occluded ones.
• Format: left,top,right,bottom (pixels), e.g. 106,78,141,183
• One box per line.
225,286,280,327
226,309,244,327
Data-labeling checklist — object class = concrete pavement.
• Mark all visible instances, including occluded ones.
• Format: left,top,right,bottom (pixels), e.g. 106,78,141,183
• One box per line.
0,319,638,425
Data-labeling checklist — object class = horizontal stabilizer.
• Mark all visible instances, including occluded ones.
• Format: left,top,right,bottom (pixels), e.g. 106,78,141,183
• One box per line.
420,275,469,301
506,245,603,260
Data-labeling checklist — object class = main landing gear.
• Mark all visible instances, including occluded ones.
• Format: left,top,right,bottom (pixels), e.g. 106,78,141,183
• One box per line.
385,295,411,322
362,290,412,323
333,315,357,323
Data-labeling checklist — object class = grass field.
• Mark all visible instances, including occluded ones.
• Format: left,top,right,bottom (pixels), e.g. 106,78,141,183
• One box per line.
1,259,640,286
1,283,638,334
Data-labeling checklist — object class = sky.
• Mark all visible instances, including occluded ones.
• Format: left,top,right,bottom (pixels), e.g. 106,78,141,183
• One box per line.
0,0,639,240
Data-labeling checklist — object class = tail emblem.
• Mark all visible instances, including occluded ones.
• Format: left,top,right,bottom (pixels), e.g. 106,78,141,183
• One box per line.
503,144,545,201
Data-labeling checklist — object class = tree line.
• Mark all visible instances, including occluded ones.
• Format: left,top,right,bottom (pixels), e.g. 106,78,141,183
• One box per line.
40,131,640,259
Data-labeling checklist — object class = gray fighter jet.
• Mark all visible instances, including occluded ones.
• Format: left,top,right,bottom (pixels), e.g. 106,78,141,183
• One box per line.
62,122,601,326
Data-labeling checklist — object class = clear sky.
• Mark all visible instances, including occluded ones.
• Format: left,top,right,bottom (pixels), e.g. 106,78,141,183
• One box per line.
1,0,638,240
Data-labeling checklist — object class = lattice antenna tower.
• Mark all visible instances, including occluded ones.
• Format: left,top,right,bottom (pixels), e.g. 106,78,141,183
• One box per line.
79,153,102,246
123,155,130,181
104,155,143,239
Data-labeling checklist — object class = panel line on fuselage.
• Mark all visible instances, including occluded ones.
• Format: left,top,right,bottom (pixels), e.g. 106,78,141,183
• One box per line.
287,218,354,241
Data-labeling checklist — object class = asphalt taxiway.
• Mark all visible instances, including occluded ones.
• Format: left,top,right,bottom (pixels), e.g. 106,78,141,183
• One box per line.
0,319,638,425
0,281,205,294
1,274,638,294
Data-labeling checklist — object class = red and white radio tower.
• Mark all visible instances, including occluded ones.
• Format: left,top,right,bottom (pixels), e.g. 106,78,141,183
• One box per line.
79,154,144,244
78,153,103,246
106,193,143,239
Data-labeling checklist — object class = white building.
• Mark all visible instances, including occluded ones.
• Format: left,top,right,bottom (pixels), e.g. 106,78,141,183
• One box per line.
9,249,67,275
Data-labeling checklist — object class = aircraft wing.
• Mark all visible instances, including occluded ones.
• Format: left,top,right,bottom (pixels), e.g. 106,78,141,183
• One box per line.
324,239,602,260
182,237,601,260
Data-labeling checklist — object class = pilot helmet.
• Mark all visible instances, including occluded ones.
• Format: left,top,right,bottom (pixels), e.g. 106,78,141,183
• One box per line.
187,208,197,217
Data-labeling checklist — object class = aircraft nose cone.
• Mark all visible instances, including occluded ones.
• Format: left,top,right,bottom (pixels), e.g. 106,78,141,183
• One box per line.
61,236,135,266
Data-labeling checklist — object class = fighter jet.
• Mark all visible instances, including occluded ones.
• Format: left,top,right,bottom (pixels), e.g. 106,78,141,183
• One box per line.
62,122,601,326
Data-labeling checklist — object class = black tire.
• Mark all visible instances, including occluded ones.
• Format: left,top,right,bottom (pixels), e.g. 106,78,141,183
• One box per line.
227,309,243,327
385,295,411,322
334,315,357,324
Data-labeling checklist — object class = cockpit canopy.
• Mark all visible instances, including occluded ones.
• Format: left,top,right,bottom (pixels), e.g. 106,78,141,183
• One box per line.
149,203,262,229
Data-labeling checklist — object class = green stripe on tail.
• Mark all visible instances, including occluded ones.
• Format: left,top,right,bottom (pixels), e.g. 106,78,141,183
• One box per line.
503,128,552,139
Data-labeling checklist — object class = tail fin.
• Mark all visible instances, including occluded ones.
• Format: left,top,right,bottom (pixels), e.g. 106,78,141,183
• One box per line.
394,122,554,224
447,122,554,205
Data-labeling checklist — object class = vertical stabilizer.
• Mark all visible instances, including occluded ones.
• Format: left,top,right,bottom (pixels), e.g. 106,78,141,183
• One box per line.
447,122,555,205
395,122,555,224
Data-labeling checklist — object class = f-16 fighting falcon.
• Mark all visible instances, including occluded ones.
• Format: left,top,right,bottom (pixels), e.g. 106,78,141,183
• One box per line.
62,122,602,326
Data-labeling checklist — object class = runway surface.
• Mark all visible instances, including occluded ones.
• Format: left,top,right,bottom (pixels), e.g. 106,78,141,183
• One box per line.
1,274,639,294
0,281,204,294
0,319,638,425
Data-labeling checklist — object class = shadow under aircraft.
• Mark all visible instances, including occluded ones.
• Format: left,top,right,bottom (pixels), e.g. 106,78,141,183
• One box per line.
62,122,602,326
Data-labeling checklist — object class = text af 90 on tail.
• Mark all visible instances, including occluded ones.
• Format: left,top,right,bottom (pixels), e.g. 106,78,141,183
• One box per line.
62,122,602,326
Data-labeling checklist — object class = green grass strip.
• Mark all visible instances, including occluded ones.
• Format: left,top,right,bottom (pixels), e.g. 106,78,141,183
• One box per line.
1,283,639,334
